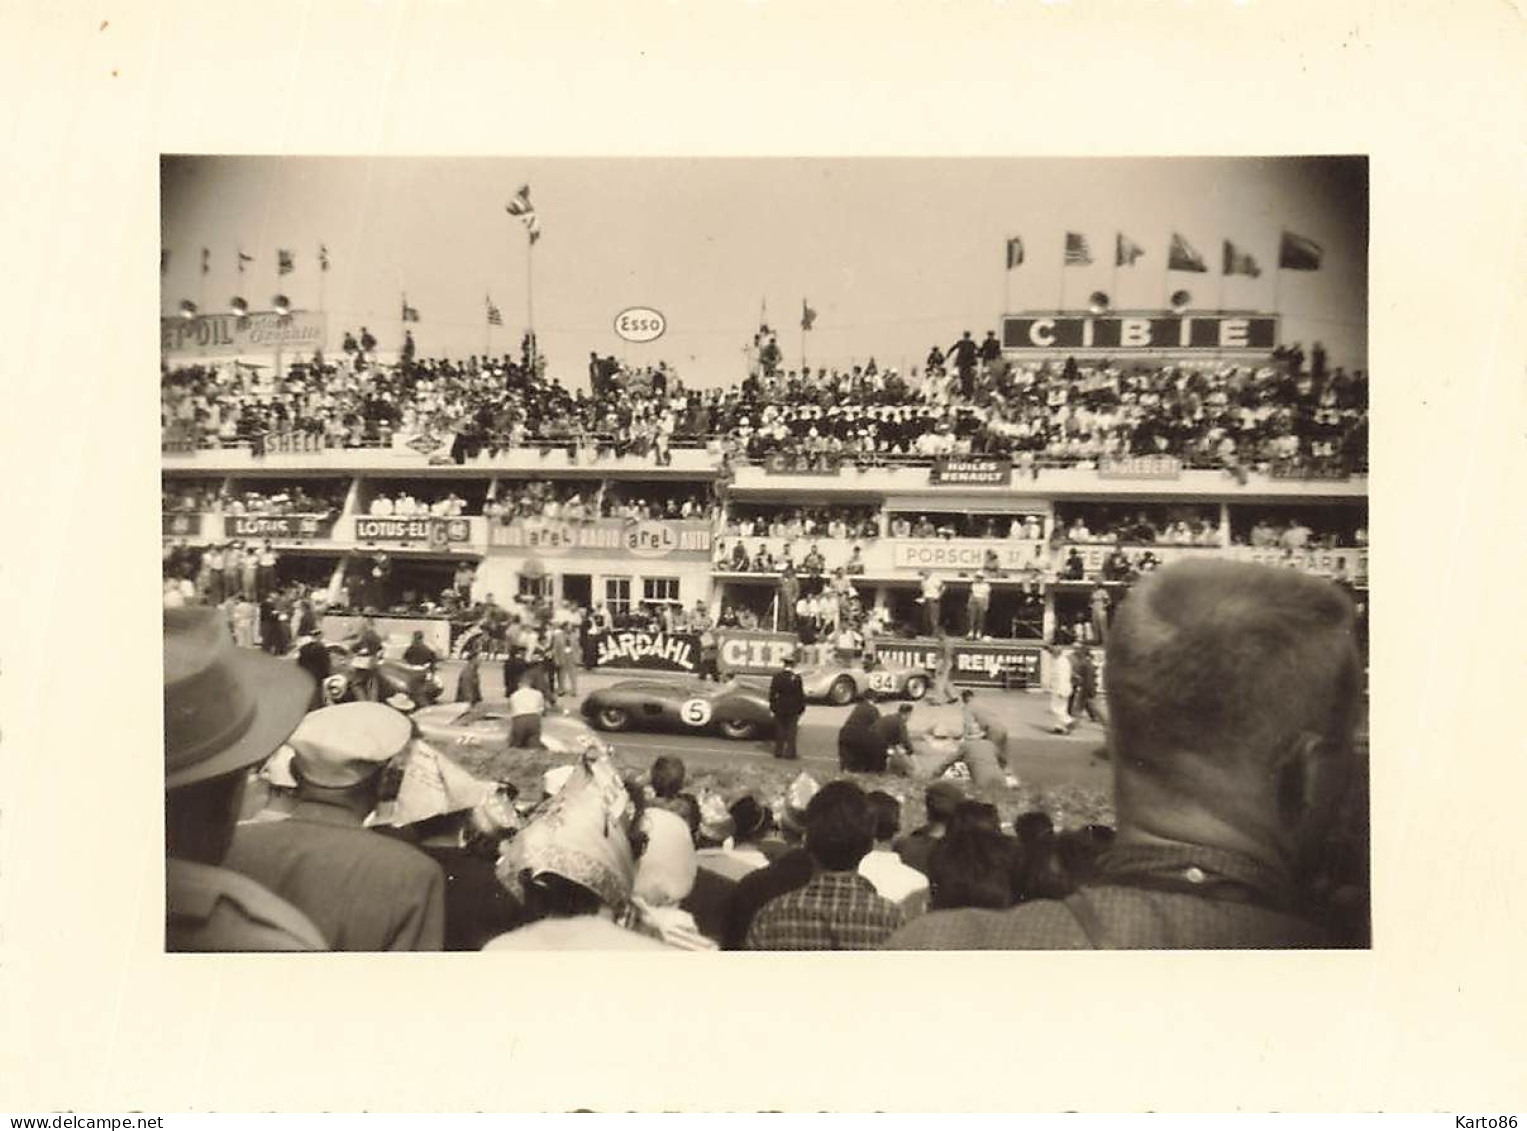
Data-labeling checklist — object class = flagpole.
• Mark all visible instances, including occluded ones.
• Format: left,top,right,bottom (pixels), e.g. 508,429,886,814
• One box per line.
1162,233,1171,307
526,235,536,371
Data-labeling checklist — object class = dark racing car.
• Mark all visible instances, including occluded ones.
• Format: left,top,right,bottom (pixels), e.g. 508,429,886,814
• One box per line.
581,677,774,741
292,638,444,708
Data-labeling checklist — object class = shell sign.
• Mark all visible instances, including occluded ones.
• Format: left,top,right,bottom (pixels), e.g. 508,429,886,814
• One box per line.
613,306,666,343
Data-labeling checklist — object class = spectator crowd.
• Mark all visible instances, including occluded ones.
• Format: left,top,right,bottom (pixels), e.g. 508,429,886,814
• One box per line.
163,324,1368,477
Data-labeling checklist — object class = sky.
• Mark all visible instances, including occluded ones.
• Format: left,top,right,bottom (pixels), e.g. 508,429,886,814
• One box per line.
161,155,1367,387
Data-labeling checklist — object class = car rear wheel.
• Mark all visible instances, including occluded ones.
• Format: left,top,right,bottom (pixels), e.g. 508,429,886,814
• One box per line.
718,718,757,741
904,676,929,701
594,705,631,732
827,676,856,706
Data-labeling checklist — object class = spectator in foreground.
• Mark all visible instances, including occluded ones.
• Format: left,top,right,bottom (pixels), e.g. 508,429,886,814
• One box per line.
746,780,904,950
486,751,673,950
837,690,887,773
224,702,447,951
888,559,1364,949
723,774,819,949
164,607,328,951
893,780,965,876
857,790,930,919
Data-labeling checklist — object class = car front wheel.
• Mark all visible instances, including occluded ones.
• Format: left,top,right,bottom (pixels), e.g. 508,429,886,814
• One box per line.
594,705,631,732
827,676,856,706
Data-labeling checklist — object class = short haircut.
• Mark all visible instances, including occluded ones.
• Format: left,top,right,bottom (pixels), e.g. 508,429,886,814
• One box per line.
1105,560,1360,784
864,790,902,842
928,827,1018,912
804,780,876,871
1013,810,1056,845
649,755,686,799
948,800,1002,838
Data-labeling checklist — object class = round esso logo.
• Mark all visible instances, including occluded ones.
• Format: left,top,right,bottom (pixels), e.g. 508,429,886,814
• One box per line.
614,306,667,343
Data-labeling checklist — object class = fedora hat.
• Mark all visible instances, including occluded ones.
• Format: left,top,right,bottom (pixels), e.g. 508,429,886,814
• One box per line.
164,606,313,790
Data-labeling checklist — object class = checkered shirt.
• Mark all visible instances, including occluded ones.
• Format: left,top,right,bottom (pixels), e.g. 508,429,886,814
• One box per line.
745,870,903,951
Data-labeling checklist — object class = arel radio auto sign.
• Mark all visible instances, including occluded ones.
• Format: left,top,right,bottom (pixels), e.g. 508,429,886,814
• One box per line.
489,518,712,559
1002,313,1277,352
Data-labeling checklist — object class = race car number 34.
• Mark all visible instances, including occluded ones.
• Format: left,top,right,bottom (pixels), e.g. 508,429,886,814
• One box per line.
680,697,713,727
868,671,899,692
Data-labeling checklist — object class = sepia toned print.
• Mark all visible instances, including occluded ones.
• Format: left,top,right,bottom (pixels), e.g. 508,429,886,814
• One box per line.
160,155,1368,953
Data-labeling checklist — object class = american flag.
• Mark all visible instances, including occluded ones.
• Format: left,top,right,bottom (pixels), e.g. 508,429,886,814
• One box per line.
401,297,421,323
1064,232,1093,266
277,249,295,275
486,297,503,326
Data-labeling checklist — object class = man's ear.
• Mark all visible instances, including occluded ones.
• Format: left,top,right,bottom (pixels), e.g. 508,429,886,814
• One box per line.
1275,731,1339,830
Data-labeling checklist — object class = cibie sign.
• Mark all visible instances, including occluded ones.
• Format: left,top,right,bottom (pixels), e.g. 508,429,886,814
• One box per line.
1001,313,1277,352
613,306,667,343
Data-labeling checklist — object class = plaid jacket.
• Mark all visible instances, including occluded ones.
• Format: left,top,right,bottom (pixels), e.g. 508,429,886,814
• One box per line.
746,870,903,950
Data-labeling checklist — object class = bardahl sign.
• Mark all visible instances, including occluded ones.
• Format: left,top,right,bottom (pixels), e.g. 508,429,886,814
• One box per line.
1002,313,1277,352
589,630,699,673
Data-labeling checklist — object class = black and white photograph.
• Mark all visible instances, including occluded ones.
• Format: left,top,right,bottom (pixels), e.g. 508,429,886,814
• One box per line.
5,0,1524,1116
161,155,1371,953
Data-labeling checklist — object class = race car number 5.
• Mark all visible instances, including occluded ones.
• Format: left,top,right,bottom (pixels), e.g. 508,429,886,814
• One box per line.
680,698,713,727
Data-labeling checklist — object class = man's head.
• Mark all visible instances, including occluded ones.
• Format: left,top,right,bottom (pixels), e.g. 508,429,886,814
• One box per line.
959,689,974,704
1104,560,1362,869
287,702,412,810
865,790,901,846
923,780,965,827
804,780,876,871
897,703,913,719
163,607,312,865
649,755,686,800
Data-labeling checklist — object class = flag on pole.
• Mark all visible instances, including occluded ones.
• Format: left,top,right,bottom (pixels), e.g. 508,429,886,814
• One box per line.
318,244,330,272
1168,233,1208,272
1222,240,1262,277
277,249,295,276
1005,237,1025,269
160,249,169,275
1064,232,1093,266
401,296,421,322
201,247,211,275
506,184,541,244
1278,231,1324,270
237,249,254,274
801,300,817,331
1116,233,1145,267
486,297,503,326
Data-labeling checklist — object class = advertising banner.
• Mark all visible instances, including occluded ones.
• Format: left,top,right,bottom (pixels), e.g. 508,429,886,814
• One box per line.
161,311,327,359
891,538,1048,573
717,630,800,675
1056,542,1222,577
1002,313,1277,352
763,452,842,475
489,518,712,559
1097,455,1183,480
223,513,338,541
355,516,473,547
930,456,1012,486
587,629,701,673
1231,545,1368,584
718,629,1043,687
162,512,202,536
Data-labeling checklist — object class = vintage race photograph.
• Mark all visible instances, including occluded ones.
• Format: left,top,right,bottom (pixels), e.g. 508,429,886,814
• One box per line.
160,155,1369,953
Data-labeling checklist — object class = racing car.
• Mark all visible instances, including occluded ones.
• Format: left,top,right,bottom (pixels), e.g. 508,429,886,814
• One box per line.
411,699,608,772
293,638,445,708
581,677,774,741
795,658,932,706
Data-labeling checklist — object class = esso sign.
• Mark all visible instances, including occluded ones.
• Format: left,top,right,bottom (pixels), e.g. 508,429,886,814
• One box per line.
614,306,667,343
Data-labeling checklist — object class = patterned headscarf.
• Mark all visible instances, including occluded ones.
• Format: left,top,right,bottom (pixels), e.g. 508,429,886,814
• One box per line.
497,750,639,910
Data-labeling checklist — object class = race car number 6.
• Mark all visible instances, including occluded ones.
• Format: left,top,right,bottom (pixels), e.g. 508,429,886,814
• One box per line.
680,698,713,727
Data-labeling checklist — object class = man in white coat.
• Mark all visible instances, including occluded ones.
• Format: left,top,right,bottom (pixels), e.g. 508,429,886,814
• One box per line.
1048,643,1074,735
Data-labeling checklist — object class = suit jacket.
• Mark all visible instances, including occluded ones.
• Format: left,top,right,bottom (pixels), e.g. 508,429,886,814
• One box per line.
225,798,446,951
768,669,806,718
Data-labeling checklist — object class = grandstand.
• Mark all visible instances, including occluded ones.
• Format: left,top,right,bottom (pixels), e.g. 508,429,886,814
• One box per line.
162,307,1369,687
